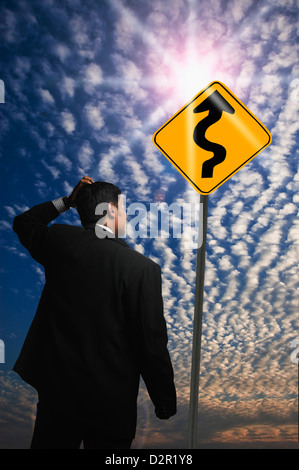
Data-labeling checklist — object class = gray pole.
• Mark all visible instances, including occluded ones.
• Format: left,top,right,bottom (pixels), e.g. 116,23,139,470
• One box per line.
187,194,209,449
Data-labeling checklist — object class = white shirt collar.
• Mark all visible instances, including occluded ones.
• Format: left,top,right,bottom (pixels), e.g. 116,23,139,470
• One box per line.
97,223,114,234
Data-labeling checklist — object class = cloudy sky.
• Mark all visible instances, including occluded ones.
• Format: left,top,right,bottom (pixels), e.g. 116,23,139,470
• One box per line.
0,0,298,449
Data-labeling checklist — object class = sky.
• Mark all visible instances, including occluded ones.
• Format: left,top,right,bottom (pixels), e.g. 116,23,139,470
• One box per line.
0,0,298,449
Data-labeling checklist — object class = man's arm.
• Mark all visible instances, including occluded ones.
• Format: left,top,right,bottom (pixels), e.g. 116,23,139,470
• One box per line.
13,200,68,265
129,262,177,420
13,176,94,265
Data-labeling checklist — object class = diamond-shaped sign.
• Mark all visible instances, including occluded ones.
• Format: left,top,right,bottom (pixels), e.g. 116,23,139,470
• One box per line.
153,81,272,195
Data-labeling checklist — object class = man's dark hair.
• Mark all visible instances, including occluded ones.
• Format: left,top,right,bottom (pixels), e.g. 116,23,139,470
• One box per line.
76,181,121,227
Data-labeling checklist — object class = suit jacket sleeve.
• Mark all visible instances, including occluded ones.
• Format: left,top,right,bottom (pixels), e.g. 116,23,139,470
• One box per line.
130,262,177,418
13,201,61,265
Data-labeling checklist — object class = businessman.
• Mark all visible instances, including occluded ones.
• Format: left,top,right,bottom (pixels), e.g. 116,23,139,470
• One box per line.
13,176,176,449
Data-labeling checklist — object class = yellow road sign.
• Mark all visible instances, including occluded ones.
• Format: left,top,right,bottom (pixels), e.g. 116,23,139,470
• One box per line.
153,81,272,195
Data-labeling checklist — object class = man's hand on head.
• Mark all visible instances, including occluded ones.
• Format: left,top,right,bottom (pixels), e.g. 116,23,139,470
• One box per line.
65,176,94,208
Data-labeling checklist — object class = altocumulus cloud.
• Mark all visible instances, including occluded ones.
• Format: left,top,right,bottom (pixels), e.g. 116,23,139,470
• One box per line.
0,0,298,449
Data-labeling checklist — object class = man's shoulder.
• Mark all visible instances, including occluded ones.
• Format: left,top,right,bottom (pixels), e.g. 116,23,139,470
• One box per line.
48,224,160,269
49,222,82,231
124,243,159,269
118,244,161,286
110,236,158,267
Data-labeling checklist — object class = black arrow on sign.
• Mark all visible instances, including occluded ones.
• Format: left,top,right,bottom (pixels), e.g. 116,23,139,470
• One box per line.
193,90,235,178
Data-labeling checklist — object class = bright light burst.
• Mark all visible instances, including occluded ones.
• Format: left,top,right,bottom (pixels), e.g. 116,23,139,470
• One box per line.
149,44,227,108
108,0,231,107
170,54,216,102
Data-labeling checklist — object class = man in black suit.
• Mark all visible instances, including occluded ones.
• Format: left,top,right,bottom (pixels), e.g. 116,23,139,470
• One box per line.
13,176,176,449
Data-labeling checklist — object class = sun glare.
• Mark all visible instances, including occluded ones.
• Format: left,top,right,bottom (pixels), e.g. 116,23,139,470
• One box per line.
172,56,215,103
176,65,210,100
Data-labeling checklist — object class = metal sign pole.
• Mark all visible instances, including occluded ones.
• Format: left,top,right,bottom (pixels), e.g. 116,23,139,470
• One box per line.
187,193,209,449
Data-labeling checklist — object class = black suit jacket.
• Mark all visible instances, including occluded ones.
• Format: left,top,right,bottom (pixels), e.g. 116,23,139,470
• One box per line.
13,201,176,439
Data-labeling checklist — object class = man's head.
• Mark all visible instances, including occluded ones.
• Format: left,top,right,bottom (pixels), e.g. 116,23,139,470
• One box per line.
76,181,126,236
